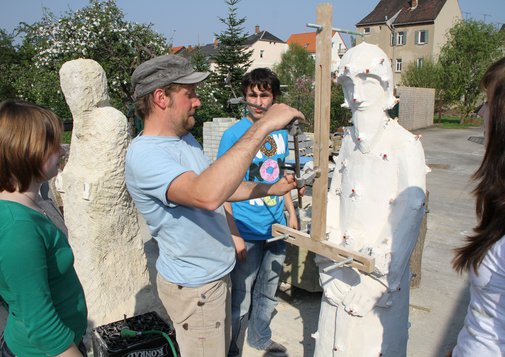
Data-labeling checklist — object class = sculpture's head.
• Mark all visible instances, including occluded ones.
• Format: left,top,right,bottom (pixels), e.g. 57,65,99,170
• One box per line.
337,43,396,152
59,59,109,114
337,42,396,113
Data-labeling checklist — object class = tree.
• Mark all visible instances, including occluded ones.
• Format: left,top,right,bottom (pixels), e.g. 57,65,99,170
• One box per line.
330,83,351,131
211,0,253,118
189,46,211,72
0,29,18,100
11,0,170,119
402,59,440,89
438,20,505,123
274,42,351,133
274,43,316,130
187,46,224,143
275,43,315,88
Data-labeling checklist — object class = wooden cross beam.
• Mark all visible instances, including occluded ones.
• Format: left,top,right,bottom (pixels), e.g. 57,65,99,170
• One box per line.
272,3,375,273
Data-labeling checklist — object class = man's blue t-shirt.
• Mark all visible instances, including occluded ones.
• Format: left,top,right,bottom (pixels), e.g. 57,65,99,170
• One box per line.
125,133,235,287
217,118,289,241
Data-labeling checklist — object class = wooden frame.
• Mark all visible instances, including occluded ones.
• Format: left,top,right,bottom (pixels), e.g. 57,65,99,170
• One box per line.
272,3,375,273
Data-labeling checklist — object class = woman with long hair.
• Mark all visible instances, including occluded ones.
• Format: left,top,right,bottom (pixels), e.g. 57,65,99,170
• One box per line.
0,100,87,356
451,57,505,355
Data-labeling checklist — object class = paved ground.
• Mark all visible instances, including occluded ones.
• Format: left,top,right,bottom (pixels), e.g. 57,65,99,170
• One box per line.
240,126,485,357
0,126,484,357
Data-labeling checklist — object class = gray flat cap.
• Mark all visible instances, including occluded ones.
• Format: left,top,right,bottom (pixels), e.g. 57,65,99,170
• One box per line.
131,54,209,100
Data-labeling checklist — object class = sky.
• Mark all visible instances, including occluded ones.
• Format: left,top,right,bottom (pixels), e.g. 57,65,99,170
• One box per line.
1,0,504,47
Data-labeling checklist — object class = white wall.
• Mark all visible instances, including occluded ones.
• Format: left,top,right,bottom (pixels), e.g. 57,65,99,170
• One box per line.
249,40,289,70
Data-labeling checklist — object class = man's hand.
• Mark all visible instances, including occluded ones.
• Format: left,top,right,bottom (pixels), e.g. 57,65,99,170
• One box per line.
224,202,246,261
261,103,305,132
232,235,247,262
268,174,297,196
288,213,299,230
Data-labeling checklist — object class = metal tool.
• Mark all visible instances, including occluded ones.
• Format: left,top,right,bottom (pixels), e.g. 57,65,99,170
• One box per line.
322,257,353,273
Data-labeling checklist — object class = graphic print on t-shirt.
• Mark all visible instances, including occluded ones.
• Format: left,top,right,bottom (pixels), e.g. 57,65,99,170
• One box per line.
247,133,286,207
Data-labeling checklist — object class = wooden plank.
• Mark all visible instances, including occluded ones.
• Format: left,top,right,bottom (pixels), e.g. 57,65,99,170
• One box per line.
311,3,332,241
409,191,429,288
273,224,375,273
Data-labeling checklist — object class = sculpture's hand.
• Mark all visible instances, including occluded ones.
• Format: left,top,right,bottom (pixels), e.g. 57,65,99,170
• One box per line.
317,260,358,307
342,275,388,317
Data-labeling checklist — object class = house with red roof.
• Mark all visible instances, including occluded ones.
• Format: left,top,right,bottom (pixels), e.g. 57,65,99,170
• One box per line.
170,46,186,55
287,30,347,74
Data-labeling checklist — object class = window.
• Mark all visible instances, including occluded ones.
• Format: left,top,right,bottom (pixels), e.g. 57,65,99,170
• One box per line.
416,58,424,67
397,31,406,45
395,58,403,72
416,30,429,44
260,50,264,58
364,27,370,34
391,31,406,46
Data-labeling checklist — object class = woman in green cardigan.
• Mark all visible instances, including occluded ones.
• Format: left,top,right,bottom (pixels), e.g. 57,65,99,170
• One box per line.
0,100,87,357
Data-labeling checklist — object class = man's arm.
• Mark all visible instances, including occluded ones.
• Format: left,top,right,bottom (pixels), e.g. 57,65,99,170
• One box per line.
226,174,297,202
167,104,304,210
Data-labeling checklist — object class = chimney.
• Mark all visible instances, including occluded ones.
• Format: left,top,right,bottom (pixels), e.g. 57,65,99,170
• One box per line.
255,25,260,34
213,38,218,48
410,0,418,9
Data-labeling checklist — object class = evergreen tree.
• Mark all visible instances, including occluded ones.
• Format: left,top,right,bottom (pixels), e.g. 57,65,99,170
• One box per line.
212,0,253,118
189,46,211,72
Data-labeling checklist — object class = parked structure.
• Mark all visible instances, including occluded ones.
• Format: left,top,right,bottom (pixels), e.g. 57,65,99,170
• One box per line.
356,0,462,84
287,31,347,74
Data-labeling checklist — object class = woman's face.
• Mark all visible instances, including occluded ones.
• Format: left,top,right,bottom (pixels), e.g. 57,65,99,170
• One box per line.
42,145,65,180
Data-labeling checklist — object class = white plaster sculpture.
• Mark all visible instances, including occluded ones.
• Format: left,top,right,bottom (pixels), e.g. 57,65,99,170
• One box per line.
59,59,154,327
313,43,427,356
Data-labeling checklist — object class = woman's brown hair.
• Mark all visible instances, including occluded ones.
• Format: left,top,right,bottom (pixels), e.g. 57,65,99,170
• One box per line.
453,57,505,273
0,100,62,192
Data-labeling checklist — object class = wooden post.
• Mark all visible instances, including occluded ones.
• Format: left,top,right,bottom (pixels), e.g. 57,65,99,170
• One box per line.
311,3,332,242
409,191,429,288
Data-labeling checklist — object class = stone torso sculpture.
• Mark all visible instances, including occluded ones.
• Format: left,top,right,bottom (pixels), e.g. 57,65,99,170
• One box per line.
58,59,154,327
314,43,427,357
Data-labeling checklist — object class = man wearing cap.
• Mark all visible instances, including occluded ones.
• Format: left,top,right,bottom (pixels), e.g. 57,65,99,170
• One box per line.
125,54,304,356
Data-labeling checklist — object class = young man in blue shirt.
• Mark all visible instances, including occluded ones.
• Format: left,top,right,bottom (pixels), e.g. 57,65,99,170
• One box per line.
218,68,298,357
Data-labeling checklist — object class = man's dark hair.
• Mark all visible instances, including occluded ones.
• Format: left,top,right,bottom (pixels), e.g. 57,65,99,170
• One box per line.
241,68,281,99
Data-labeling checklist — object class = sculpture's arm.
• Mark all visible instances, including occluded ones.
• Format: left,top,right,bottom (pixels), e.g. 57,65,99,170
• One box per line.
372,139,427,291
